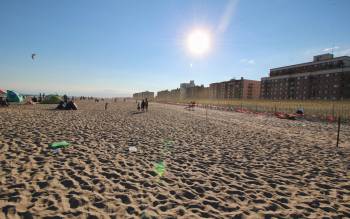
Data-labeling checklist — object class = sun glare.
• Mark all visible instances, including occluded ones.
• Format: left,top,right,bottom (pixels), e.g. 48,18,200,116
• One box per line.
187,29,211,56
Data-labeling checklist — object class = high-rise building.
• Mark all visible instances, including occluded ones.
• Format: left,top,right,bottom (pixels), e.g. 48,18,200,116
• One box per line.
261,54,350,100
180,80,195,99
156,88,180,100
182,85,209,99
209,77,261,99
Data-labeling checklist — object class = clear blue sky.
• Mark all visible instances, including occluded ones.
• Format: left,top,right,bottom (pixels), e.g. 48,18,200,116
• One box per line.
1,0,349,97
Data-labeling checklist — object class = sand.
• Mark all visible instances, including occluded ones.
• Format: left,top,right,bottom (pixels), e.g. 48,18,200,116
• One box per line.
0,101,349,219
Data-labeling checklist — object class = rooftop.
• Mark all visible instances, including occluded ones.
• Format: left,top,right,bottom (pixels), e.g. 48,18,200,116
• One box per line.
271,55,350,72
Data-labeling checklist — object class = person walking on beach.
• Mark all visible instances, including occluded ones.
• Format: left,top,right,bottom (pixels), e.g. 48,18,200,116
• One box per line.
105,102,108,110
137,102,141,111
141,99,145,112
144,98,149,112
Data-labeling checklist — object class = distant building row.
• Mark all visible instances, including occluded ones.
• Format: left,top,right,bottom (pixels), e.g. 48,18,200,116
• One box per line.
132,91,154,100
134,54,350,101
156,77,261,100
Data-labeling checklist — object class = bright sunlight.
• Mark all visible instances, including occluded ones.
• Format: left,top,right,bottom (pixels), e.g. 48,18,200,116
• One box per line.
186,29,211,56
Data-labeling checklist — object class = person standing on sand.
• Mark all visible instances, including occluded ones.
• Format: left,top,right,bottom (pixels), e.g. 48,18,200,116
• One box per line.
63,94,68,103
145,98,149,112
105,102,108,110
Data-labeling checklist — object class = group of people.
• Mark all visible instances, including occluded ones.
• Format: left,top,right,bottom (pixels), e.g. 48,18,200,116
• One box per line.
37,93,46,102
56,94,78,110
137,98,149,112
79,96,96,100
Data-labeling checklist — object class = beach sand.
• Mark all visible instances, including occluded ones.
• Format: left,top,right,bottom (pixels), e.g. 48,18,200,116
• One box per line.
1,101,349,218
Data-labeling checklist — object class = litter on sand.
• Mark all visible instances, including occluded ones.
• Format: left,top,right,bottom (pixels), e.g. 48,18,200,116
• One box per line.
154,161,165,177
50,141,70,149
52,148,60,154
128,146,137,152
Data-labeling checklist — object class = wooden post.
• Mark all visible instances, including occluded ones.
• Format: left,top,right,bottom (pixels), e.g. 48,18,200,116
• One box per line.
205,104,208,135
336,116,341,148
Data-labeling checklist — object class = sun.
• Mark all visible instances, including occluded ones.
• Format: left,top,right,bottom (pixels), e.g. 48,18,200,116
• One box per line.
187,29,211,56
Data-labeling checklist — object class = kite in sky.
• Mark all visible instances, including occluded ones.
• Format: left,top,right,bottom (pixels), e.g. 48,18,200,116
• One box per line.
31,53,36,60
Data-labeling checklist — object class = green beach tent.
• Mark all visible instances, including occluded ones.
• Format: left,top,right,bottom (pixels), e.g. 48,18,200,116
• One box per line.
41,95,62,104
6,90,24,103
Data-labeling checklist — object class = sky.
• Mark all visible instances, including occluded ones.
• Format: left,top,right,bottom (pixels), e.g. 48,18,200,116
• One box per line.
1,0,350,97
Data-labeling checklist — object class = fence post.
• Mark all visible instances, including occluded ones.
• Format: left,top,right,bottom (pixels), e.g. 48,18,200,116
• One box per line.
205,104,208,134
205,104,208,121
336,116,341,148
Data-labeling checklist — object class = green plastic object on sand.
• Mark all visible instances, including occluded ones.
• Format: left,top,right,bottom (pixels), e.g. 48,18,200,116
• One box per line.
154,161,165,177
50,141,70,149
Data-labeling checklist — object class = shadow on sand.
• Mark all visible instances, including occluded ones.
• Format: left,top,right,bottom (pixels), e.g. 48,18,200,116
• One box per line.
130,111,145,115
